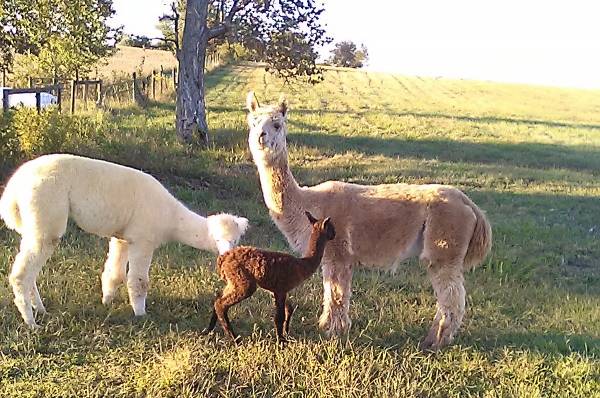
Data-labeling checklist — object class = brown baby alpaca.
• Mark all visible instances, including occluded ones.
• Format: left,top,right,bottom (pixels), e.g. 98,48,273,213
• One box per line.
202,211,336,343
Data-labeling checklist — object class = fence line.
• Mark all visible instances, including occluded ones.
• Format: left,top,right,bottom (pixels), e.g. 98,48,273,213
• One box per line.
0,50,223,113
2,85,63,114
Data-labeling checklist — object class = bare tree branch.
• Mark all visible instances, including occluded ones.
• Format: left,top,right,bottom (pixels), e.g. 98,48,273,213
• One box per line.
207,0,253,40
208,24,229,40
226,0,241,22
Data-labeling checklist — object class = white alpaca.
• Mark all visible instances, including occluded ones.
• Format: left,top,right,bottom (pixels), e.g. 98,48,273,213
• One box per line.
0,154,249,328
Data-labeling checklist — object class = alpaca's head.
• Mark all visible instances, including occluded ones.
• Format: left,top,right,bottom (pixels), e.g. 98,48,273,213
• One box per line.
305,211,336,241
246,91,289,165
206,213,250,254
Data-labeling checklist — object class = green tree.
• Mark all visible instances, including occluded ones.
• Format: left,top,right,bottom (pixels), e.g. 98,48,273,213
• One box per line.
328,41,369,68
1,0,121,78
119,34,153,49
173,0,330,145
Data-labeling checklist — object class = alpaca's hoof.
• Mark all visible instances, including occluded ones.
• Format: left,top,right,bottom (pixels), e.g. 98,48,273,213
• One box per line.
318,309,351,336
419,331,453,352
25,320,41,330
131,305,147,317
232,335,242,345
101,295,113,306
419,337,439,352
33,306,47,315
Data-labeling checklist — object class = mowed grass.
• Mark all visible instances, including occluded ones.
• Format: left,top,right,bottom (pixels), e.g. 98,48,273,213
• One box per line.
1,63,599,397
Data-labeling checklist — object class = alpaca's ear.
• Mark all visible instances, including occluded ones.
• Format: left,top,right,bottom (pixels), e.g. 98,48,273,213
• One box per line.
305,211,318,224
246,91,259,113
235,217,249,234
278,94,287,117
323,217,335,239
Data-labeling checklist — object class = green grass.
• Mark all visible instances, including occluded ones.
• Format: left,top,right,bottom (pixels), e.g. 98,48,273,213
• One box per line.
1,63,599,397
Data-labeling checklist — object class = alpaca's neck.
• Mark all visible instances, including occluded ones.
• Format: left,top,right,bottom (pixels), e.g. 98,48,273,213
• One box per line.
254,155,309,252
304,232,328,266
171,204,215,252
255,155,299,215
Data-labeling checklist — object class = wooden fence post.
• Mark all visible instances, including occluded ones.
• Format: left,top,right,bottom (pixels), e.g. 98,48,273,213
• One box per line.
152,70,156,99
35,92,41,114
28,76,33,88
97,80,102,106
57,86,62,113
2,90,9,112
71,80,76,114
160,65,164,94
83,82,88,111
173,67,177,88
2,69,6,87
132,72,137,103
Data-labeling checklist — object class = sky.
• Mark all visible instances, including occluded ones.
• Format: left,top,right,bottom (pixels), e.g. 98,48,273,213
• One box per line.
110,0,600,89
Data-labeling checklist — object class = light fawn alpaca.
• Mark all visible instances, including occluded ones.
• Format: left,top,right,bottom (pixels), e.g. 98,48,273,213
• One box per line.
245,92,492,350
202,211,335,343
0,154,249,327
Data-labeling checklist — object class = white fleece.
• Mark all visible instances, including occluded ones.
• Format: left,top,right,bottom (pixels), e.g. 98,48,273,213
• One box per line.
0,153,249,327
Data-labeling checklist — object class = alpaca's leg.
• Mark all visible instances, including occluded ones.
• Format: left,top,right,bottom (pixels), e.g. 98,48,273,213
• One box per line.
319,260,353,336
126,243,154,316
419,202,475,350
9,237,55,327
201,309,218,335
419,201,476,350
201,290,223,334
273,293,287,343
214,280,256,341
31,281,46,314
420,265,466,351
101,238,129,305
283,300,294,336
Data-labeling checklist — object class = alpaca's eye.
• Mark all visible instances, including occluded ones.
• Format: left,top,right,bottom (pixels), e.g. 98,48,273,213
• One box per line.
273,122,281,130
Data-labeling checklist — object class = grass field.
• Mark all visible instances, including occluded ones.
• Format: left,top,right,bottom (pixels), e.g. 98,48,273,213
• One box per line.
97,45,178,78
1,63,599,397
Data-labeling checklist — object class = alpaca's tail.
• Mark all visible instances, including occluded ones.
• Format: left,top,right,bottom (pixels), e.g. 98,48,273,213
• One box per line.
0,180,21,233
461,194,492,270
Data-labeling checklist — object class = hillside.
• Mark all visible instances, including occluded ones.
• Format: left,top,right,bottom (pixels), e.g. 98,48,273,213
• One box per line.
1,63,599,397
98,45,178,77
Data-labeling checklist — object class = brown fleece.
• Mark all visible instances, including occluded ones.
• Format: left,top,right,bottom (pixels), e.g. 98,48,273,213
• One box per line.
202,212,335,343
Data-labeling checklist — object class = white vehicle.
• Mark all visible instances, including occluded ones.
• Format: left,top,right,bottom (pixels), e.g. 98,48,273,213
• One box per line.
0,87,58,109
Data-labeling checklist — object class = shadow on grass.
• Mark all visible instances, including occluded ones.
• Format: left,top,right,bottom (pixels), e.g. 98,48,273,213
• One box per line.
207,105,600,131
467,330,600,357
289,132,600,174
363,325,600,357
204,105,600,173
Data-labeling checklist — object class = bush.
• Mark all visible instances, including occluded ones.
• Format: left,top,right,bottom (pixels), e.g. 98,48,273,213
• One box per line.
0,108,110,165
0,113,22,174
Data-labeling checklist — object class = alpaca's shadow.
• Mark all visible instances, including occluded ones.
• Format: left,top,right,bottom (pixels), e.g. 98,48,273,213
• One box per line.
465,330,600,357
95,293,216,333
360,322,600,357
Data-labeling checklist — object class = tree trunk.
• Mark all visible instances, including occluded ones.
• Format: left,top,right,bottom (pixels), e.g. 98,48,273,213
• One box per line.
176,0,209,146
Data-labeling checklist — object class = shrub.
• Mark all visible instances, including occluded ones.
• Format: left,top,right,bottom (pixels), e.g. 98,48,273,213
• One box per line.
1,108,110,164
0,112,22,173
